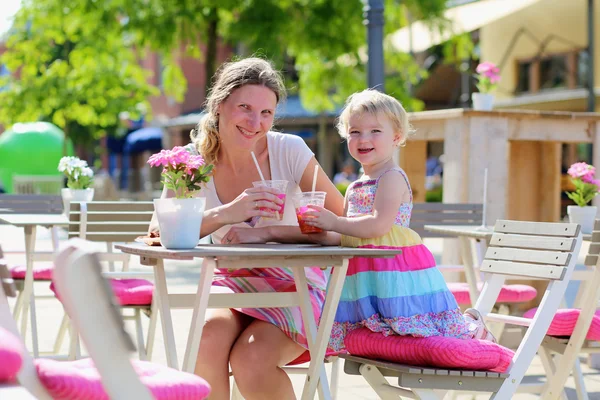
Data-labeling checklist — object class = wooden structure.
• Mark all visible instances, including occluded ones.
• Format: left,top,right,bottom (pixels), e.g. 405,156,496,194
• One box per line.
400,109,600,224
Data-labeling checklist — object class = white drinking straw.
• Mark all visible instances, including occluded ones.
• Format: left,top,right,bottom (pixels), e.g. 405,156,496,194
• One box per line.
250,151,266,181
481,168,488,229
251,151,279,219
311,165,318,193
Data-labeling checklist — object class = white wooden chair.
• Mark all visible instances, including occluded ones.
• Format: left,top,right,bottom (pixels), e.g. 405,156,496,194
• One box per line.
520,219,600,399
12,175,63,196
0,240,210,399
53,201,158,360
340,219,583,399
0,257,53,399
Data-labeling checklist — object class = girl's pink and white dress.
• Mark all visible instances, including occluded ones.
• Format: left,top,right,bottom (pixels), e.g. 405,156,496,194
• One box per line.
329,168,470,353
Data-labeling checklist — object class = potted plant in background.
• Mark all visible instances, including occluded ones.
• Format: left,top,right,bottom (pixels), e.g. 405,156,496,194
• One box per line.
58,156,95,214
148,146,213,249
472,61,500,111
565,162,600,233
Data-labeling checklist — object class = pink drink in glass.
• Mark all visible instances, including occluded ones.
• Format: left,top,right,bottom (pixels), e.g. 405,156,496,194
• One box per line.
252,180,289,220
292,192,327,234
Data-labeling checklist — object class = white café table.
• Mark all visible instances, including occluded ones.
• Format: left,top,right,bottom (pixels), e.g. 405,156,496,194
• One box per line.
115,242,401,400
0,213,69,357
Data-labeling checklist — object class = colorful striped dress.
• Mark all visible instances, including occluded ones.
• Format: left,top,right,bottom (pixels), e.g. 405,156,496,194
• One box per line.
328,168,470,353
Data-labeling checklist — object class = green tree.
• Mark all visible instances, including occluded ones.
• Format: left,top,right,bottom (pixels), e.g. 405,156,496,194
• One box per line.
34,0,450,112
0,1,159,153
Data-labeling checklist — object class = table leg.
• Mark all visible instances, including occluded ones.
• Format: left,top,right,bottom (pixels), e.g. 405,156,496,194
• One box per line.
20,225,39,357
298,259,349,400
182,257,215,373
153,258,179,369
458,236,480,305
292,267,330,400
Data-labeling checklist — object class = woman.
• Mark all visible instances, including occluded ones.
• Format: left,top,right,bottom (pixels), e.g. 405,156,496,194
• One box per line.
151,57,344,400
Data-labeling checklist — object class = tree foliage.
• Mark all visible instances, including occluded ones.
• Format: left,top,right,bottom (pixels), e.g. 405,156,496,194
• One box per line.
0,0,159,149
0,0,454,151
25,0,450,113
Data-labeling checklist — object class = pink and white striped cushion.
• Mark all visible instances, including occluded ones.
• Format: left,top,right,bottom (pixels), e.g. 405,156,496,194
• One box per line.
448,282,537,305
10,264,54,280
344,328,514,373
35,358,210,400
51,279,153,306
0,326,24,383
523,308,600,340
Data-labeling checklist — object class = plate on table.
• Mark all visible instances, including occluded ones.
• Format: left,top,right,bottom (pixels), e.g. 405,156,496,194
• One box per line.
135,236,162,246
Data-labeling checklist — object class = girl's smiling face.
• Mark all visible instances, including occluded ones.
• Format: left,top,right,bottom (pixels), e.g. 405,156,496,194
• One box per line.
217,84,277,149
346,111,400,170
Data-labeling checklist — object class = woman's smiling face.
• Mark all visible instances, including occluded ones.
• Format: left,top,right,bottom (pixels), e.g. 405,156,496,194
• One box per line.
217,84,277,149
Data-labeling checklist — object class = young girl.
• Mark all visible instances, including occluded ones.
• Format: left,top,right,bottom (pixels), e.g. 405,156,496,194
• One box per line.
303,89,494,352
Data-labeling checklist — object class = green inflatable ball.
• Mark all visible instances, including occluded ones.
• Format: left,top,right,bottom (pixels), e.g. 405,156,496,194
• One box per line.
0,122,74,193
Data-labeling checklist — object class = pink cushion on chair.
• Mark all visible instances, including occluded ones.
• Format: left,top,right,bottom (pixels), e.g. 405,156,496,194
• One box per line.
448,282,537,305
35,358,211,400
0,326,24,383
523,308,600,340
344,328,514,373
10,264,54,280
50,279,153,306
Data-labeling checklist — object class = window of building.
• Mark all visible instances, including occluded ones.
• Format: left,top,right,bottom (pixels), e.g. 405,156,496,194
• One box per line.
515,49,586,94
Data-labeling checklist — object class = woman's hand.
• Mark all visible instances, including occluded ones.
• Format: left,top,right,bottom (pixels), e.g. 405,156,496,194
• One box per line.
220,187,284,225
221,226,271,244
302,205,340,232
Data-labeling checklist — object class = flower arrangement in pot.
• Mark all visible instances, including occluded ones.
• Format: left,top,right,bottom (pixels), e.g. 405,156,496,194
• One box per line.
148,146,214,249
565,162,600,233
472,61,500,111
58,156,95,214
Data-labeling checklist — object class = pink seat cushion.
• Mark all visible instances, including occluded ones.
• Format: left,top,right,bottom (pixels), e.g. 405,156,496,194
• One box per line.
344,328,514,373
448,282,537,305
0,326,24,383
50,279,153,306
35,358,210,400
10,264,54,280
523,308,600,340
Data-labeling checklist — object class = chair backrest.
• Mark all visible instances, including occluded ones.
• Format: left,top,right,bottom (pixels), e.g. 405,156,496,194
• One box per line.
411,202,483,237
0,262,51,399
0,194,63,215
12,175,63,195
474,219,582,398
68,201,154,242
52,239,153,399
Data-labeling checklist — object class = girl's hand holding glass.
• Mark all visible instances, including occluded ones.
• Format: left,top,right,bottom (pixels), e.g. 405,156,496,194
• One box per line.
302,205,340,232
223,186,284,224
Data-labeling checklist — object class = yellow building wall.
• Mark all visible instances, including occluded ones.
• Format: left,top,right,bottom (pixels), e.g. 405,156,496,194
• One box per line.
479,0,599,111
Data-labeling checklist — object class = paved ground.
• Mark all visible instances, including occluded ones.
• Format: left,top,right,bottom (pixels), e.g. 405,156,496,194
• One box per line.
3,224,600,399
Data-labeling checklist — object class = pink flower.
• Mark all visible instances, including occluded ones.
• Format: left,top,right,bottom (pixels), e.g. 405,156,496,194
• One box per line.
476,62,500,77
568,162,595,179
147,146,212,198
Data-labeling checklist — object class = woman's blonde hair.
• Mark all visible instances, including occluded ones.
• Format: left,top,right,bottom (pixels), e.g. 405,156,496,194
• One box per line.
335,89,414,147
190,57,286,165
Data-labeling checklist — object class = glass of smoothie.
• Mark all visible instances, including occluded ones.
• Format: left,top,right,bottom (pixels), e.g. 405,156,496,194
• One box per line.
252,180,289,220
293,191,327,234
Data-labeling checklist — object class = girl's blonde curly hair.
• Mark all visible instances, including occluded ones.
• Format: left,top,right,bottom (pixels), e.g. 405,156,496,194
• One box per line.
336,89,414,147
190,57,286,165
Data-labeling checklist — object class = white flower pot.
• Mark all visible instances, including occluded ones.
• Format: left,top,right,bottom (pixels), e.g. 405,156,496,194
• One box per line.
153,197,206,249
61,188,95,215
472,93,495,111
567,205,597,234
